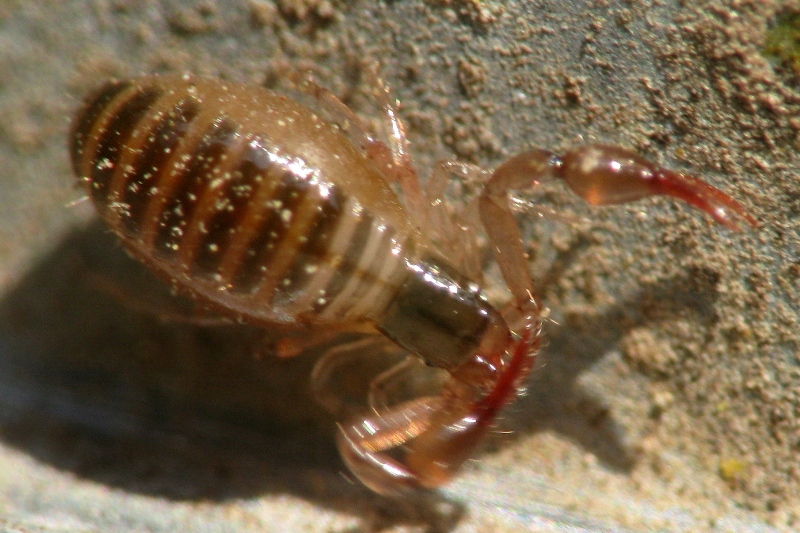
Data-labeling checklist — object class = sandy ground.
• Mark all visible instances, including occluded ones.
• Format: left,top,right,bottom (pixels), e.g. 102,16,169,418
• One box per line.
0,0,798,531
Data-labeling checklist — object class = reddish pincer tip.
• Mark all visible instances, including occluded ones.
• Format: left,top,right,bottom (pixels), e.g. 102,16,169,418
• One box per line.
654,169,757,232
473,322,539,425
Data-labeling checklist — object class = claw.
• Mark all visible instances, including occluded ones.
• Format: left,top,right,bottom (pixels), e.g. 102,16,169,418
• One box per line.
336,396,441,495
557,144,757,231
335,321,540,495
644,167,757,231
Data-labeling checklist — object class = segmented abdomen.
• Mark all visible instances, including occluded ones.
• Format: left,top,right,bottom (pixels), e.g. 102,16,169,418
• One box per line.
70,76,417,325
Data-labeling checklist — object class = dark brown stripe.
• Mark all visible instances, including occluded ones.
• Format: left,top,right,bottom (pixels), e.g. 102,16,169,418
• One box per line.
190,141,266,277
121,99,200,234
227,171,313,294
152,118,238,259
70,80,133,179
89,86,163,203
270,185,346,306
312,209,375,313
